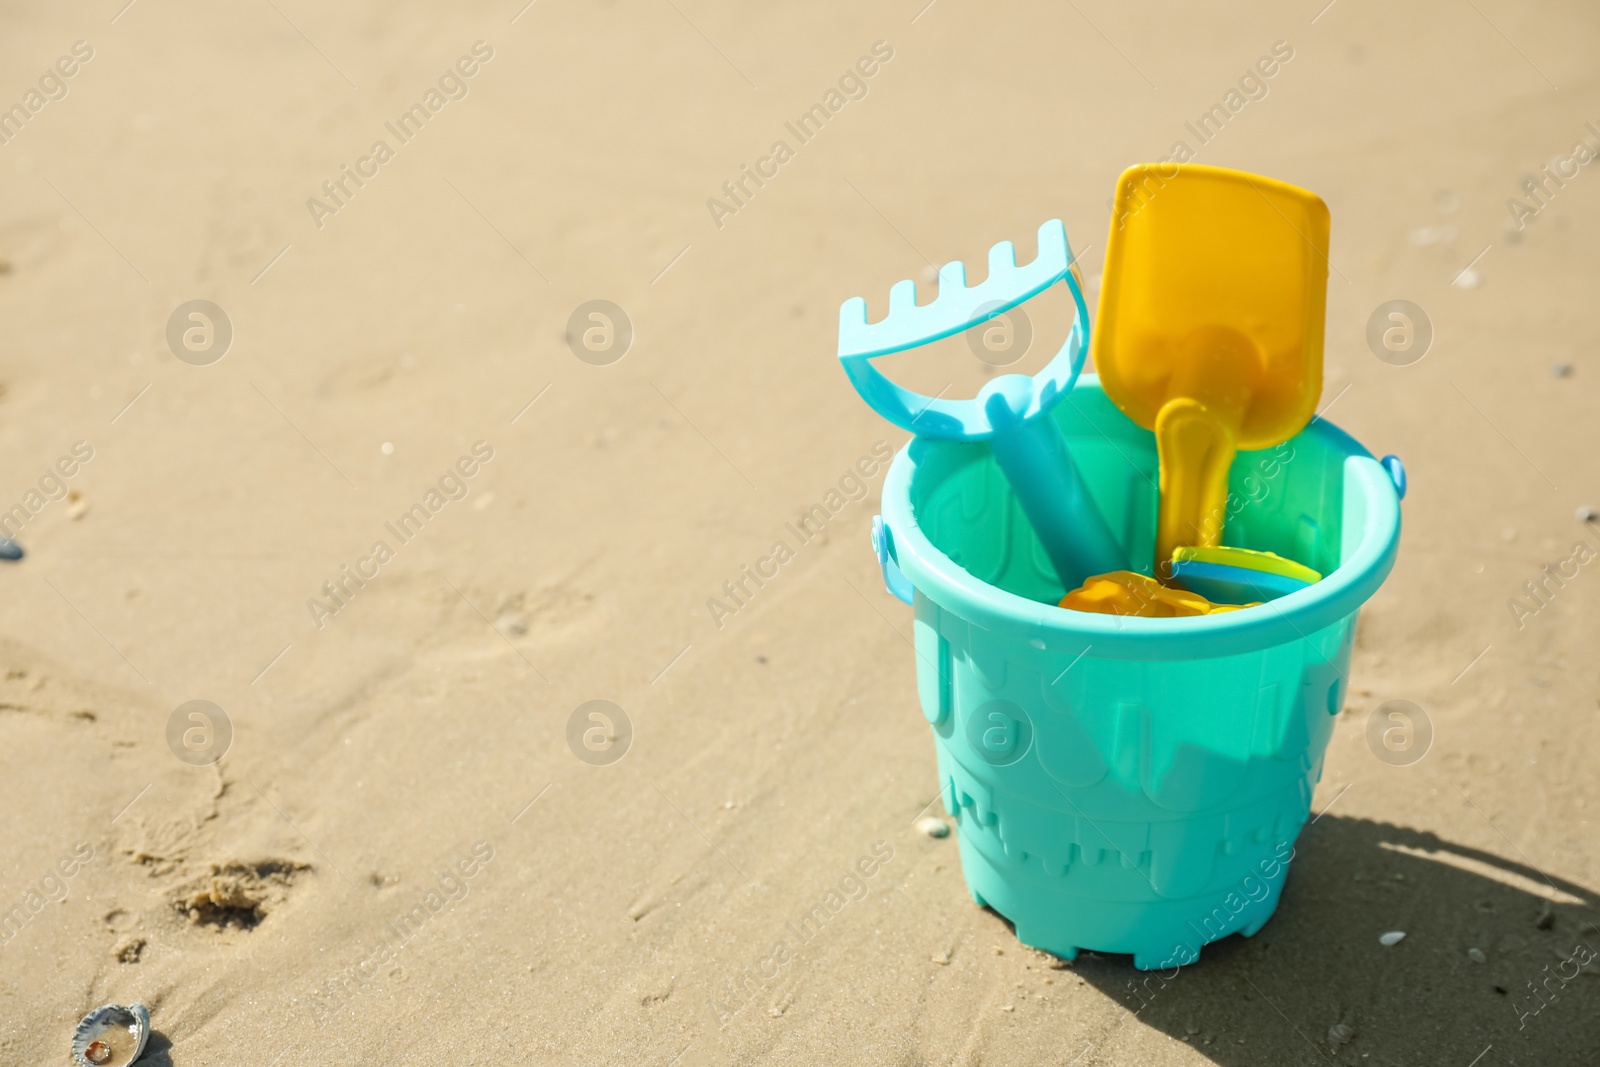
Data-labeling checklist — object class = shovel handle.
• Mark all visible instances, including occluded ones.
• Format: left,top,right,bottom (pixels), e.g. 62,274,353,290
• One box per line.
1154,398,1238,574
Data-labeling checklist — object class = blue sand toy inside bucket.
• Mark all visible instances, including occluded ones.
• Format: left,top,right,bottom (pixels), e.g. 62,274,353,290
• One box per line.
873,376,1402,968
1171,560,1309,604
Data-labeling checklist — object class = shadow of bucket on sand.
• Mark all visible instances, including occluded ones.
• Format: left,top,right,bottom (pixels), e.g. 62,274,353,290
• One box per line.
984,815,1600,1065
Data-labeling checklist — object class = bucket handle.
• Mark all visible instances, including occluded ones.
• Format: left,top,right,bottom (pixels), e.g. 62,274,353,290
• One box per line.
1380,454,1407,500
872,515,915,605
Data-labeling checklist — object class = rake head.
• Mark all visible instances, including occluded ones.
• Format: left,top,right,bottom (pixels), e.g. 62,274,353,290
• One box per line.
836,219,1091,441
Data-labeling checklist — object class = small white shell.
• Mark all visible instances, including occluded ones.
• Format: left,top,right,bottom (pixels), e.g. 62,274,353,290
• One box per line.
1378,931,1406,947
72,1003,150,1067
916,816,951,839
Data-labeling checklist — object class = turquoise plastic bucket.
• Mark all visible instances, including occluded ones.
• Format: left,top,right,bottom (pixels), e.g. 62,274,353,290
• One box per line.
873,375,1403,969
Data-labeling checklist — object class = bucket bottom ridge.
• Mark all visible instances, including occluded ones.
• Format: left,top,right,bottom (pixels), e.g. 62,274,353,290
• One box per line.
947,771,1312,970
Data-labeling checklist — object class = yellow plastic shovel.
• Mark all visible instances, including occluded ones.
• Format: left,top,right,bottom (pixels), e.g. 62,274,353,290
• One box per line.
1093,163,1329,573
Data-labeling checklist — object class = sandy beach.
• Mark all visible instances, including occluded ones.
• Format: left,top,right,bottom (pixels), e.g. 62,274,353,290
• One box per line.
1,1,1598,1063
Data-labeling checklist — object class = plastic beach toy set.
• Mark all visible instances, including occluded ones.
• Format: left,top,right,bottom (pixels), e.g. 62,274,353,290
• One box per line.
839,164,1404,968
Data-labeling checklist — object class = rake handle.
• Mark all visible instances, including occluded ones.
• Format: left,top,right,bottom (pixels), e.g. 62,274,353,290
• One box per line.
983,378,1127,590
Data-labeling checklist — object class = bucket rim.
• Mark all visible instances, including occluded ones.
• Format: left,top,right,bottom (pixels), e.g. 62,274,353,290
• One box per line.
880,376,1401,661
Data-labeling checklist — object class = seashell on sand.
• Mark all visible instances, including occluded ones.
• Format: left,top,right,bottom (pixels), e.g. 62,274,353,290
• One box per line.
71,1003,150,1067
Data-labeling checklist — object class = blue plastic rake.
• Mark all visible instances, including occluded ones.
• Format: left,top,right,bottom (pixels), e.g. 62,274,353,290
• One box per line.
838,219,1125,591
